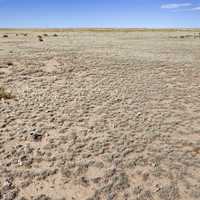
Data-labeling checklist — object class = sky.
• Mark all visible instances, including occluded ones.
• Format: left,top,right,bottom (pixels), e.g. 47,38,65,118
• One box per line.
0,0,199,28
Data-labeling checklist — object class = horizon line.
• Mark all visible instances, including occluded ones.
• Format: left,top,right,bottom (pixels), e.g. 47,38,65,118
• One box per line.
0,27,200,30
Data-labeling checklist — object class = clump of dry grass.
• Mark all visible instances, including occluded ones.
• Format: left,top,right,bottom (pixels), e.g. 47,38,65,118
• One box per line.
7,62,13,66
37,35,44,42
0,87,14,100
3,34,8,38
194,33,200,39
53,34,58,37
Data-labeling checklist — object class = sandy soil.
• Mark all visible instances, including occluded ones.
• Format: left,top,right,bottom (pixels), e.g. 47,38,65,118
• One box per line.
0,30,200,200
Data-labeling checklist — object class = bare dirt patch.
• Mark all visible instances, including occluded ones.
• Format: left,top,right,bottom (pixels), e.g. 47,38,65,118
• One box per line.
0,29,200,200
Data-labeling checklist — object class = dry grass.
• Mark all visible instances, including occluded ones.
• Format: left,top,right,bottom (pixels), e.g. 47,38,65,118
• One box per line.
0,87,14,99
0,30,200,200
7,62,13,66
37,35,44,42
1,28,200,33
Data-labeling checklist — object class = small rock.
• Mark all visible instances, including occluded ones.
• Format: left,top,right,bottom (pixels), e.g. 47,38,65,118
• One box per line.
80,176,89,187
30,129,43,142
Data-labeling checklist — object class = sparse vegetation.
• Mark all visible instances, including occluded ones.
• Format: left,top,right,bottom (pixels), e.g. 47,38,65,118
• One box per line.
194,33,200,39
7,62,13,66
3,34,8,38
0,29,199,200
38,35,44,42
0,87,14,100
169,33,200,40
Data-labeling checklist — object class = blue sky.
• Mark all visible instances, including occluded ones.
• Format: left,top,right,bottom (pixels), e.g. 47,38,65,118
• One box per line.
0,0,199,28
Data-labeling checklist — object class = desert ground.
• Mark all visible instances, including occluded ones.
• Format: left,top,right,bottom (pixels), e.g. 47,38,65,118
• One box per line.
0,29,200,200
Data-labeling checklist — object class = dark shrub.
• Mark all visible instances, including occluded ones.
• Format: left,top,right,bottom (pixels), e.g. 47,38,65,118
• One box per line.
7,62,13,66
37,35,44,42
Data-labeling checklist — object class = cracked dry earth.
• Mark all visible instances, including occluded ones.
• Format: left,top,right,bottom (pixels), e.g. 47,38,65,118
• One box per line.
0,30,200,200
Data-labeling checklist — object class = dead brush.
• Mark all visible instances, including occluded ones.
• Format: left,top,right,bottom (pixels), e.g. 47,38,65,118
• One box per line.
3,34,8,38
0,87,14,100
7,62,13,66
37,35,44,42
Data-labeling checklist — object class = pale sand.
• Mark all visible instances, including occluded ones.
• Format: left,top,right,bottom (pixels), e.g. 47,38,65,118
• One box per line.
0,30,200,200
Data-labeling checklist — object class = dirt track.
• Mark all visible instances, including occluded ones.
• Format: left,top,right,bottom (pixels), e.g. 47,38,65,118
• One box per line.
0,30,200,200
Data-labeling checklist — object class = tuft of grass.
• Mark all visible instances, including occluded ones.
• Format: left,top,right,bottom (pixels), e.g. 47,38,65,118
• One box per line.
7,62,13,66
0,87,14,100
3,34,8,38
37,35,44,42
39,38,44,42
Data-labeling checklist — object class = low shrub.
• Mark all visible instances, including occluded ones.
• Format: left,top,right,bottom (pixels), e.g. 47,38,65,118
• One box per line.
0,87,14,100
